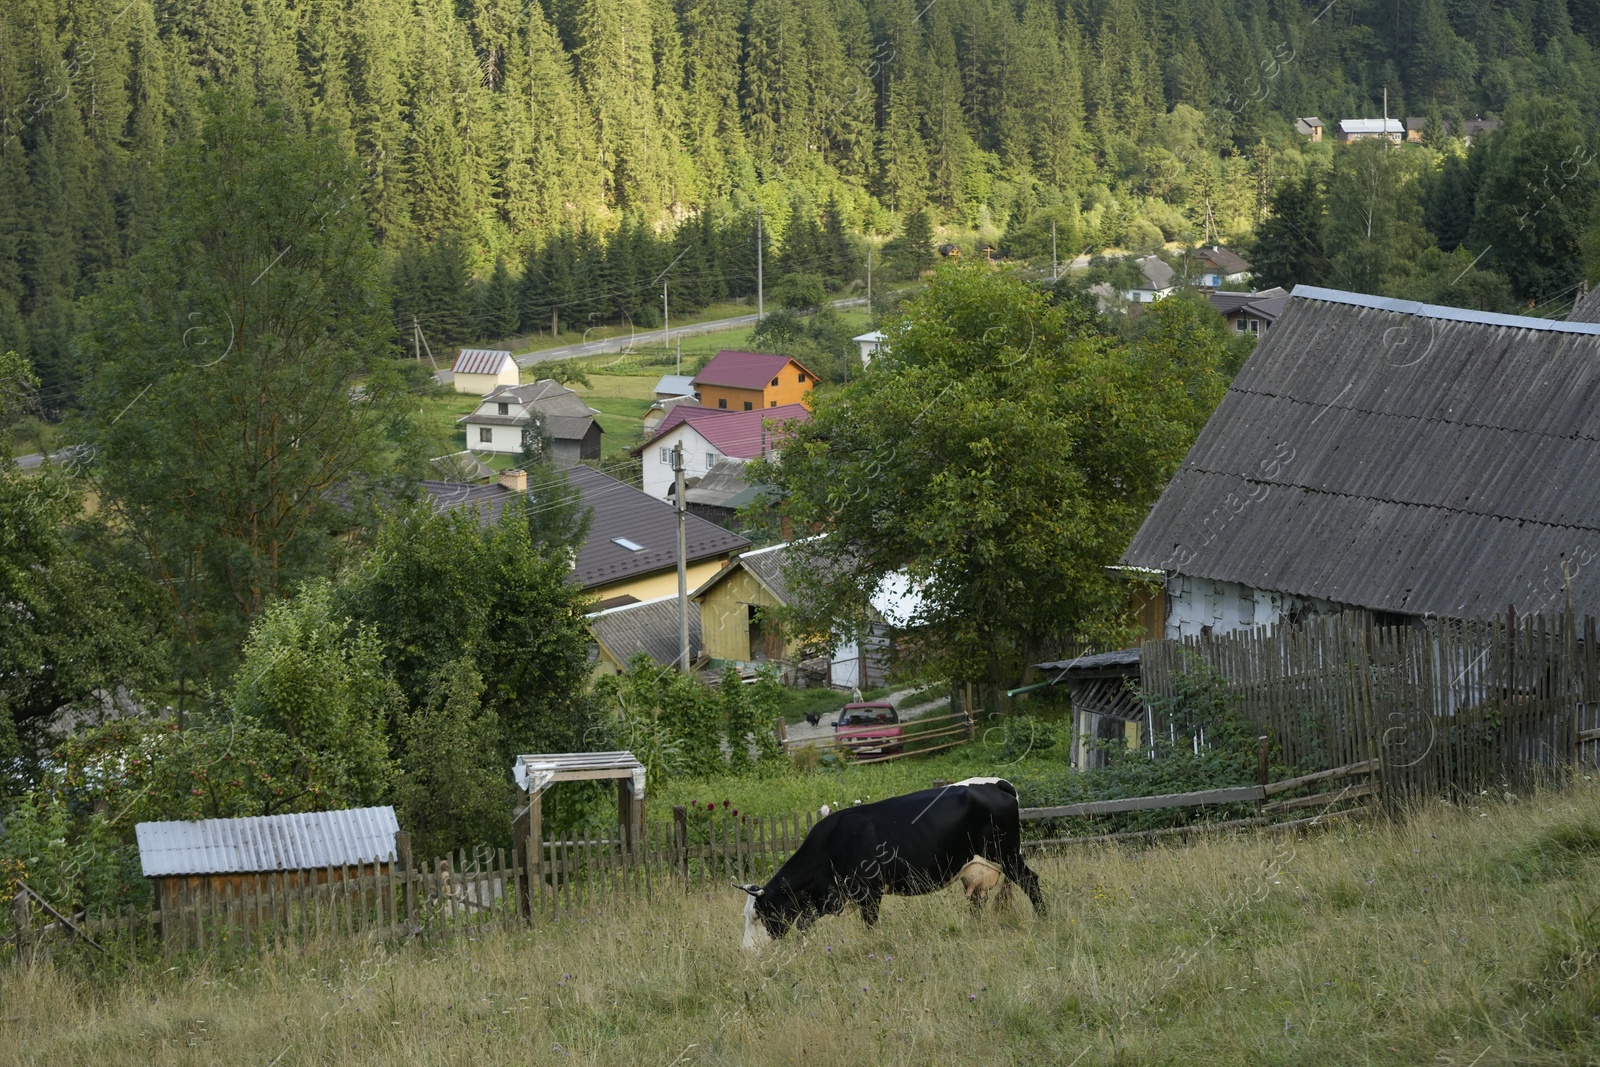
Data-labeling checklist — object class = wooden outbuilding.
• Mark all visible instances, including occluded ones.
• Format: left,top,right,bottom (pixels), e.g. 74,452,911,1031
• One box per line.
135,806,401,920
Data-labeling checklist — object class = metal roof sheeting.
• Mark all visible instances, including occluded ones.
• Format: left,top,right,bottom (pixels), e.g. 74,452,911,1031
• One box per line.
1122,287,1600,620
587,594,702,667
136,807,400,877
452,349,515,375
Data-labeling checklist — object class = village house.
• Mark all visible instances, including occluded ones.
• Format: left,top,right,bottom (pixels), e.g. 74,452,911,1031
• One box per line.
633,402,809,502
1338,118,1404,144
424,466,748,609
1206,287,1288,336
853,330,888,366
641,392,701,435
1191,245,1253,289
1120,286,1600,639
691,541,923,689
1122,254,1176,304
587,594,703,675
653,373,697,401
449,348,519,395
691,350,817,412
683,458,771,529
1404,116,1502,145
457,379,603,467
1294,117,1324,142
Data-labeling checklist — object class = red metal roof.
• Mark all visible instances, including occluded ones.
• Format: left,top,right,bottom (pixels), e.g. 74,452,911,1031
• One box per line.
691,350,814,390
452,348,515,375
644,403,810,459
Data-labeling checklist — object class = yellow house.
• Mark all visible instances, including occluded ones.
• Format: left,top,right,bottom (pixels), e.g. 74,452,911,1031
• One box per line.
692,542,922,688
421,467,748,612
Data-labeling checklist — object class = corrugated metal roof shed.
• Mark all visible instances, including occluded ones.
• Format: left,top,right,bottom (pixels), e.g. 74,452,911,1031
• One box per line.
136,807,400,877
1571,286,1600,325
452,349,515,375
587,594,701,668
1122,286,1600,620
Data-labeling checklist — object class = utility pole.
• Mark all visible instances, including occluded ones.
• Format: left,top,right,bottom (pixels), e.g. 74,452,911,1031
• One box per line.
866,247,872,307
673,442,689,672
756,205,764,319
653,245,690,354
1051,221,1058,281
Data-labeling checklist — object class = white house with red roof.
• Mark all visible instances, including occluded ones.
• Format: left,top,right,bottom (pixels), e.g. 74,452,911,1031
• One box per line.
634,403,810,501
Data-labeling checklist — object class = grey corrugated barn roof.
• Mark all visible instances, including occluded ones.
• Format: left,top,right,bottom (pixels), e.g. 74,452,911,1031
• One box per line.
1122,286,1600,620
1570,285,1600,325
587,594,701,668
136,807,400,877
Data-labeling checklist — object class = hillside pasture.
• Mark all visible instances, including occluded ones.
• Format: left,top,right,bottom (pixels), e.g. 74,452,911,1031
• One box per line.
7,782,1600,1065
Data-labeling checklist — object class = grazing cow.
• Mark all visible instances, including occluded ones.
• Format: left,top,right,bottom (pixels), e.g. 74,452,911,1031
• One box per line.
738,777,1044,949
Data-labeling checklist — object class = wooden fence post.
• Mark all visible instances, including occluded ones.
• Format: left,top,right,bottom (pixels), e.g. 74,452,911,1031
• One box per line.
13,889,32,967
1256,736,1270,813
395,830,414,928
673,805,689,884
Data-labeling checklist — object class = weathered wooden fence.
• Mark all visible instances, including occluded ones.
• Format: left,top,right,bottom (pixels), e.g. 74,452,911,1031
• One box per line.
1140,611,1600,806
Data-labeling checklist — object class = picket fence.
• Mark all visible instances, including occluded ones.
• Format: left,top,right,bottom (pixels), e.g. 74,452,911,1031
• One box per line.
6,811,832,965
1140,611,1600,805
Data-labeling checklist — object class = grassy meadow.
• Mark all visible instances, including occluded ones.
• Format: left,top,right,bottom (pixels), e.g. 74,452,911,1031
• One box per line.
8,781,1600,1065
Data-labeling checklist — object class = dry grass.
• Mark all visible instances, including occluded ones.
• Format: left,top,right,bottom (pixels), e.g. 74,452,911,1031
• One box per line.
8,782,1600,1065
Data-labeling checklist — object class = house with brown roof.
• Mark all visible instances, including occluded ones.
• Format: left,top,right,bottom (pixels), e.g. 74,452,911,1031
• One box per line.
633,402,810,501
450,349,519,394
691,350,817,413
458,379,602,467
423,466,749,608
1206,287,1287,336
1121,287,1600,638
1192,246,1253,288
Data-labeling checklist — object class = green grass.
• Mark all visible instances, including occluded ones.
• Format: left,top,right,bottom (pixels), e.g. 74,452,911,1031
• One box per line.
11,781,1600,1065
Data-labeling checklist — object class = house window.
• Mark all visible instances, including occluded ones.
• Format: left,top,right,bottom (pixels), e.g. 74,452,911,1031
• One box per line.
1248,320,1260,335
718,398,727,409
1234,319,1246,331
497,402,509,415
743,401,753,411
770,377,779,387
797,372,807,383
706,453,715,468
660,447,672,465
479,428,492,443
770,401,777,408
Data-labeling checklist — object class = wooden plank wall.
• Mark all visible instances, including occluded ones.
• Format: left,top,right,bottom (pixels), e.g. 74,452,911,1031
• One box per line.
1141,611,1599,807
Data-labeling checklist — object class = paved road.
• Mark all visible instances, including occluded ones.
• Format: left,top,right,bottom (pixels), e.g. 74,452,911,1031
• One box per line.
11,449,65,470
782,687,953,747
435,297,869,385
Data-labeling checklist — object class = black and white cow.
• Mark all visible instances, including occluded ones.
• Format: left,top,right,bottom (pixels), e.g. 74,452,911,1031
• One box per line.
738,777,1045,949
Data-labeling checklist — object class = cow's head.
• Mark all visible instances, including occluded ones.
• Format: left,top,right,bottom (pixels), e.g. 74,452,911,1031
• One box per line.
737,881,821,950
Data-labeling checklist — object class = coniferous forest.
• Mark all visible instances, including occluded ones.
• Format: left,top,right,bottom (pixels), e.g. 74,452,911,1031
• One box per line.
4,0,1600,412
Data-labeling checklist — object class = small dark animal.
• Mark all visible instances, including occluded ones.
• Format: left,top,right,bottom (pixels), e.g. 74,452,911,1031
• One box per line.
737,777,1044,948
804,711,821,727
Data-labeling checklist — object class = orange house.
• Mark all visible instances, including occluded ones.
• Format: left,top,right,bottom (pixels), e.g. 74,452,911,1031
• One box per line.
691,350,817,412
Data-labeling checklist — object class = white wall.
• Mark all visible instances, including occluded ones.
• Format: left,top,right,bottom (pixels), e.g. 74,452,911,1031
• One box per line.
465,422,523,454
454,367,518,395
1164,574,1342,640
641,425,724,501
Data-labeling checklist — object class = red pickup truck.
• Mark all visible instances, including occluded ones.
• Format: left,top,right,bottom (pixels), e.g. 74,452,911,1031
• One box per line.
833,701,904,757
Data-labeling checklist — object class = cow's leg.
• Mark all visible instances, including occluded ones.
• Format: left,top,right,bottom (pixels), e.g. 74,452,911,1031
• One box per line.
1002,854,1046,916
857,886,883,927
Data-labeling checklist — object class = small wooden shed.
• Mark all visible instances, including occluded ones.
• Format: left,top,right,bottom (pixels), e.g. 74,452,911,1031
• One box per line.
135,806,401,917
512,752,646,888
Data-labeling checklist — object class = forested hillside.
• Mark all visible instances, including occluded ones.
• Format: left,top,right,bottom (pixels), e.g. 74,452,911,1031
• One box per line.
5,0,1600,411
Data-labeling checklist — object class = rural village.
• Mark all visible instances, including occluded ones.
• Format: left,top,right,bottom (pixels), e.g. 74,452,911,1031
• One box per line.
4,0,1600,1062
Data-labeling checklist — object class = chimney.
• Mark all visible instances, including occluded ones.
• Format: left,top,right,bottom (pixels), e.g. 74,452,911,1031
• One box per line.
499,468,528,493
